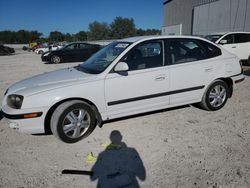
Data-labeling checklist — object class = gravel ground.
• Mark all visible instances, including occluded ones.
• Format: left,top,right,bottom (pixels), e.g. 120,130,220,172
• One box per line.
0,50,250,188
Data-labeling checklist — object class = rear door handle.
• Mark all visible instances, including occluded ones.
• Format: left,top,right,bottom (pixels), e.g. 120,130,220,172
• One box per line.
155,75,166,81
205,67,213,72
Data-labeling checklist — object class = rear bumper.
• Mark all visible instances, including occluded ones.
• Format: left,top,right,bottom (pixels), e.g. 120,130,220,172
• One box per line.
230,73,245,88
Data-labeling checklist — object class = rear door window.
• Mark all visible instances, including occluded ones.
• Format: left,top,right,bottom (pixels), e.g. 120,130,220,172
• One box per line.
166,39,221,65
167,39,207,65
234,34,250,43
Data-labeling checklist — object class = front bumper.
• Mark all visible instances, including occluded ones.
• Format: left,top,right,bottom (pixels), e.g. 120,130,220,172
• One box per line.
1,105,48,134
41,55,50,62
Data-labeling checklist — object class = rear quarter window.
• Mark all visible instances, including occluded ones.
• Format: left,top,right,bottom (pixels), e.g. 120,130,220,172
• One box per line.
199,40,222,58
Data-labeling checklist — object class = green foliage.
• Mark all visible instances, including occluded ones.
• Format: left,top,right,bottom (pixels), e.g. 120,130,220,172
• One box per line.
74,31,88,41
0,30,42,44
48,31,65,42
110,17,136,39
88,21,110,40
0,17,161,43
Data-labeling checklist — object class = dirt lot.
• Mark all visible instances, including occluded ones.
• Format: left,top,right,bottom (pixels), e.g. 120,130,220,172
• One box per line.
0,50,250,188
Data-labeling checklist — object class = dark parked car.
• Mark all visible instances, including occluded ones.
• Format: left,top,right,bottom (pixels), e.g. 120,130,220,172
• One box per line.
0,45,15,55
41,42,102,63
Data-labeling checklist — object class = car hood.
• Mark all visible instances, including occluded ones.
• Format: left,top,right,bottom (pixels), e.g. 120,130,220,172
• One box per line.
7,67,97,96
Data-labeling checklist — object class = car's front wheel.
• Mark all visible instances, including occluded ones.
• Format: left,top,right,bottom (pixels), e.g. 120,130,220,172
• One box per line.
51,55,61,64
50,100,96,143
200,80,229,111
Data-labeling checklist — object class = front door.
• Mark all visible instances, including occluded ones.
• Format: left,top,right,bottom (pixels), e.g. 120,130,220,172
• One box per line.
104,40,170,119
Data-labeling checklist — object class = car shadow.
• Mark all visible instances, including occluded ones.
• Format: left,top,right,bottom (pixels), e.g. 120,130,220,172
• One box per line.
33,105,190,136
43,62,82,65
103,105,190,126
62,130,146,188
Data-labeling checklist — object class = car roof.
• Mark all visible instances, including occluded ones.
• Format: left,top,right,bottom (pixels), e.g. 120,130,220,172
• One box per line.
117,35,207,43
207,31,250,36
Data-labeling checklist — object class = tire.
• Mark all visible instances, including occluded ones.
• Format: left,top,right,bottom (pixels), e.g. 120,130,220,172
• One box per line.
51,55,61,64
38,50,43,54
50,100,96,143
200,80,229,111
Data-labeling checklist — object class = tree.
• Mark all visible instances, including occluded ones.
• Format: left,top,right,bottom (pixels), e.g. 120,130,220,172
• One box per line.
144,29,161,35
75,31,87,41
64,33,73,42
88,21,110,40
110,17,136,39
0,30,42,43
136,28,145,36
29,30,42,42
48,31,64,42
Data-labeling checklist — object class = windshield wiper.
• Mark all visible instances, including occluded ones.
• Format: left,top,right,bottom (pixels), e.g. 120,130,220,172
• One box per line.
75,65,100,74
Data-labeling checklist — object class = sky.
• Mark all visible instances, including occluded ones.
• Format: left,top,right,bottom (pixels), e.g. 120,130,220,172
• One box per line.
0,0,163,37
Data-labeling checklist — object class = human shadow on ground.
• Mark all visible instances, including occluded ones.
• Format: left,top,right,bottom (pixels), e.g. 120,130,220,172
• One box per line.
90,130,146,188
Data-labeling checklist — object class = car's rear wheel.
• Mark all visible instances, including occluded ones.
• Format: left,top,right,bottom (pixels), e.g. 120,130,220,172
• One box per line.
51,55,61,64
50,100,96,143
200,80,229,111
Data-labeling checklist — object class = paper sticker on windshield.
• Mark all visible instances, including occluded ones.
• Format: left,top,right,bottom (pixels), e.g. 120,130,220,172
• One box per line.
115,43,129,48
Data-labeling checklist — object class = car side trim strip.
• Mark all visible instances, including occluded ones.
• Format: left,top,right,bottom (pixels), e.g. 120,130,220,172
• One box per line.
2,111,43,120
107,85,205,106
231,73,244,77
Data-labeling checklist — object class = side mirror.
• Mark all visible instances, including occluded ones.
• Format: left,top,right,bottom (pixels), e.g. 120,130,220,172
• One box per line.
219,39,227,45
114,62,129,72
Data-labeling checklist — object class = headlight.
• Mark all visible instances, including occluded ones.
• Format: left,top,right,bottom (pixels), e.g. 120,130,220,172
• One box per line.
43,52,50,57
7,95,24,109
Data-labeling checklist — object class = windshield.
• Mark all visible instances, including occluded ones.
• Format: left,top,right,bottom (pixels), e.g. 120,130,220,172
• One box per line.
205,35,223,43
79,41,131,74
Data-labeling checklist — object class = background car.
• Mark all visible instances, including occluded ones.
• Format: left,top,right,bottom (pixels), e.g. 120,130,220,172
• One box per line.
35,44,63,54
205,32,250,65
31,43,43,52
41,42,102,63
0,44,15,55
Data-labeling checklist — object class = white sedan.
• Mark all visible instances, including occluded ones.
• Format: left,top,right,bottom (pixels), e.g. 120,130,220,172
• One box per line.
35,45,63,54
1,36,244,143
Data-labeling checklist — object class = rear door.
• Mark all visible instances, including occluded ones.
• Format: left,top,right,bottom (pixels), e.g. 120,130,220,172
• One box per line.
78,43,92,62
233,33,250,60
166,38,223,105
